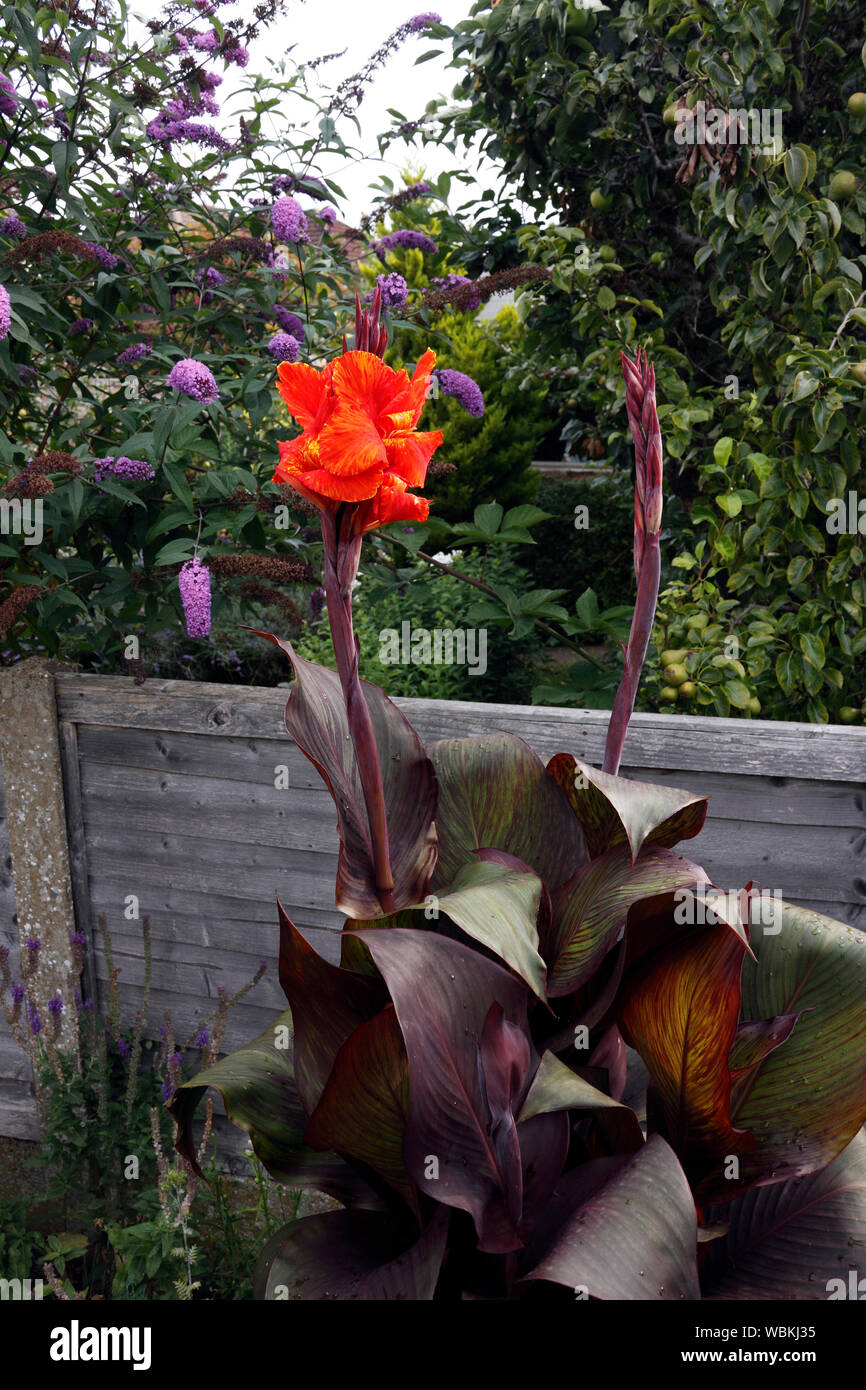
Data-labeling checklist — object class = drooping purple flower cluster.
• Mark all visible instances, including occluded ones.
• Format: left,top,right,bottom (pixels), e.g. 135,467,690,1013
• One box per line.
165,86,220,119
166,358,219,403
0,214,26,240
271,305,305,341
410,12,442,28
371,229,437,257
272,196,308,244
0,75,17,118
436,368,485,418
116,342,151,367
0,283,10,341
320,205,337,226
179,558,212,638
193,265,228,302
375,272,409,309
267,332,301,363
93,456,155,483
146,113,230,152
222,39,249,67
191,29,220,53
199,70,223,91
271,173,328,200
68,317,94,337
429,272,482,311
83,241,122,271
363,180,434,229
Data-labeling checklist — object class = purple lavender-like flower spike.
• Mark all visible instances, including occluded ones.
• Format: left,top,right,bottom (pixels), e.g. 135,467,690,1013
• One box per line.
602,348,664,777
267,332,300,363
436,368,484,418
374,272,409,309
179,558,212,638
272,195,308,244
166,357,219,403
0,283,9,341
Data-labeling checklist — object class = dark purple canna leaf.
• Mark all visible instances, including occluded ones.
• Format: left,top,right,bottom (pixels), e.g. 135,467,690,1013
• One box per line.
304,1003,417,1213
253,1207,450,1301
348,926,532,1254
277,899,385,1115
520,1135,701,1300
701,1131,866,1300
254,631,437,918
477,1003,531,1233
546,843,710,996
429,733,588,891
546,752,708,861
169,1009,381,1208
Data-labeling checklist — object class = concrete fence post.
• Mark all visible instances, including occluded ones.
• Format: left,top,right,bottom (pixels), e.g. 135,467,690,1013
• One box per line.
0,657,79,1052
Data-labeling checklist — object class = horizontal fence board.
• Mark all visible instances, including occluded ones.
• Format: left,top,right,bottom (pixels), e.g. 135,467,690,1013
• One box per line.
81,814,863,908
76,725,866,831
87,879,342,934
56,676,866,781
0,1079,41,1141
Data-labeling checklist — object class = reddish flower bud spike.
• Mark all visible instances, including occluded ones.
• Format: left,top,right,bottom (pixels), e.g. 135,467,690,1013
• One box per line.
603,350,665,778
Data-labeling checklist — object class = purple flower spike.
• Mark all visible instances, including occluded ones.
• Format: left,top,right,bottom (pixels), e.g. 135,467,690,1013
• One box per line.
375,272,409,309
0,283,9,341
48,995,63,1016
116,342,151,367
166,357,219,403
267,332,300,363
118,1037,131,1059
179,558,211,638
436,368,485,418
272,196,308,244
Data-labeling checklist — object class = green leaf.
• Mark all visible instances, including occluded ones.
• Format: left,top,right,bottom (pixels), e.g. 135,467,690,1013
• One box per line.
161,460,194,511
783,146,808,193
713,436,734,468
92,475,146,509
798,631,825,668
433,855,547,999
596,286,616,311
153,538,196,567
723,678,751,709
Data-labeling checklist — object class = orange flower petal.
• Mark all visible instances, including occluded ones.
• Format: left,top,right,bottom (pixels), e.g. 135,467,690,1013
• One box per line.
294,464,384,502
384,427,443,488
277,362,329,431
359,483,430,533
318,404,388,476
329,351,399,417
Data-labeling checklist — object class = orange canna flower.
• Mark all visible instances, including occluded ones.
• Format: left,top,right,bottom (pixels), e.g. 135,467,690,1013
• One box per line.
273,348,443,531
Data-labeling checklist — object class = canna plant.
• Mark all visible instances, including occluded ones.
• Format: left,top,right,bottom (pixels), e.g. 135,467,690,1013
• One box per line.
172,292,866,1301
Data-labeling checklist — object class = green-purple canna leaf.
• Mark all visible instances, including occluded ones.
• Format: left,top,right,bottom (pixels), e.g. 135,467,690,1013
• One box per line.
546,752,708,862
429,733,588,891
729,900,866,1193
168,1010,381,1209
303,1003,416,1213
545,843,710,996
277,899,385,1115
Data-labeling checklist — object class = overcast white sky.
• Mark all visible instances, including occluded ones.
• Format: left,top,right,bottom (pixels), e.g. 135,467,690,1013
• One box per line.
140,0,498,225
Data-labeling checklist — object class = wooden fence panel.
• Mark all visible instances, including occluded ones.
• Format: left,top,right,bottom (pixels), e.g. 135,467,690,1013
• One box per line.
1,669,864,1139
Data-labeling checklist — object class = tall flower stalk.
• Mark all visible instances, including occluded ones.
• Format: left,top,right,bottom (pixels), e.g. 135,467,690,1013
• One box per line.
273,287,442,914
603,348,664,776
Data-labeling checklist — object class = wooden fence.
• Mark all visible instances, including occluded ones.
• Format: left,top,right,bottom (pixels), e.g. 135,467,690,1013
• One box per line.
1,659,864,1140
